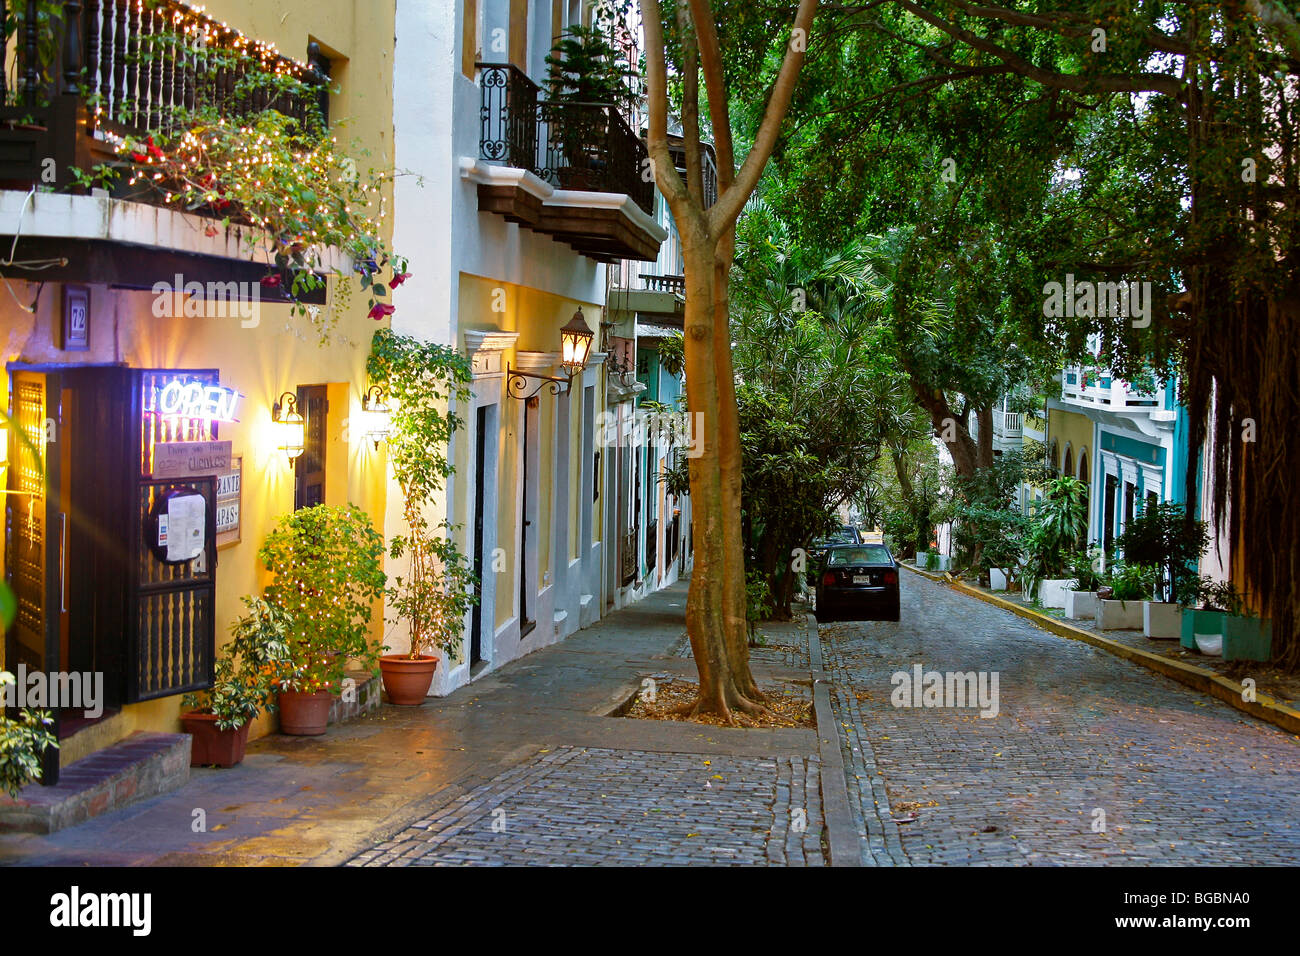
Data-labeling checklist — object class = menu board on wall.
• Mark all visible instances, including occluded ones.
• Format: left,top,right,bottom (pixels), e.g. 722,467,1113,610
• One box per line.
216,456,242,549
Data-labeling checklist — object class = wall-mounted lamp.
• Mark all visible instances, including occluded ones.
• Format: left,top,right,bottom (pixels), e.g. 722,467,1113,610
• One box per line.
272,391,305,462
506,307,595,400
361,385,391,449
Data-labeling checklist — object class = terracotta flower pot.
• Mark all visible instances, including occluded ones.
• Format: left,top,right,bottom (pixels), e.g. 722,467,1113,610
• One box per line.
182,710,250,767
278,689,334,735
379,654,438,706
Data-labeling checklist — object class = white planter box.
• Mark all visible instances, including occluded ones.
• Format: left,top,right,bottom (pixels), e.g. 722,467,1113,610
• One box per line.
935,554,951,571
915,554,928,568
989,568,1008,591
1143,601,1183,639
1064,590,1098,620
1037,579,1072,609
1098,599,1144,630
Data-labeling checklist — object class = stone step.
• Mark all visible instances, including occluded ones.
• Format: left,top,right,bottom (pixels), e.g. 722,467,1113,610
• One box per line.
328,671,381,724
0,732,190,834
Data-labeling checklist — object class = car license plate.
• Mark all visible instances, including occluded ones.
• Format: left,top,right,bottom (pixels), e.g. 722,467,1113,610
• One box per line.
853,574,870,584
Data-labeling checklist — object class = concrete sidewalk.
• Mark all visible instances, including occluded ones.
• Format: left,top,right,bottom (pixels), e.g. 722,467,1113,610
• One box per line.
0,578,834,866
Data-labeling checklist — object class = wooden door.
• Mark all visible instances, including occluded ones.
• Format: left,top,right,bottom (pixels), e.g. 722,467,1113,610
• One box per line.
4,371,63,782
294,385,328,510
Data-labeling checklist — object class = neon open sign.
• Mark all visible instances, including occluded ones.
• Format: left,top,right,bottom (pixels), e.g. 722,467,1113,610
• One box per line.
154,379,241,423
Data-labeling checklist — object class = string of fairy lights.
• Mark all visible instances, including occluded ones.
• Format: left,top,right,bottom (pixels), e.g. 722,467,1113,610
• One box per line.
95,1,390,275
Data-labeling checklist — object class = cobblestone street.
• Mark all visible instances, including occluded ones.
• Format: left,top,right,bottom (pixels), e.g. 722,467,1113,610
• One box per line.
348,747,825,866
825,569,1300,865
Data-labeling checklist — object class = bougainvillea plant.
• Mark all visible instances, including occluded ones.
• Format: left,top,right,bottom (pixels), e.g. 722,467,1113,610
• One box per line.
110,33,405,341
367,329,479,661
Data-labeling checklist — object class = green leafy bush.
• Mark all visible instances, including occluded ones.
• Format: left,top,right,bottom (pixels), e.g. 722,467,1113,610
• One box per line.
183,597,292,730
1114,503,1207,603
259,505,387,693
0,685,56,797
1066,547,1105,592
1107,562,1157,602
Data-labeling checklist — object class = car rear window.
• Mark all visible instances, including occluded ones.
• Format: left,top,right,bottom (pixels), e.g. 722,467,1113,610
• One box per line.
828,546,891,566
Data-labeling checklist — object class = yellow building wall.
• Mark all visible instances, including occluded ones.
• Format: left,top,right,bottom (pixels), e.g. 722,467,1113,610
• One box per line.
1048,407,1094,480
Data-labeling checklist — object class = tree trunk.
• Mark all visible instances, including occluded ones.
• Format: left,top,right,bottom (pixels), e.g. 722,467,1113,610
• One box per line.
678,237,767,719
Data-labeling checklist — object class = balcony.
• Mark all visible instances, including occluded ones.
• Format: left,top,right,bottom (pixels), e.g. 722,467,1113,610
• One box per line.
997,411,1022,439
604,270,684,336
1060,366,1172,418
0,0,330,299
471,63,666,263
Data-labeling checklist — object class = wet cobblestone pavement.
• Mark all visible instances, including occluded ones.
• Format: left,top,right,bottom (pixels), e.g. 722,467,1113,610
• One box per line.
824,570,1300,865
348,746,826,866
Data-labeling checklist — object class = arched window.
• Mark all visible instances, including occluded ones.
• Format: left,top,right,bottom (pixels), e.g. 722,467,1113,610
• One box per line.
1063,445,1074,479
1050,440,1060,475
1078,450,1089,484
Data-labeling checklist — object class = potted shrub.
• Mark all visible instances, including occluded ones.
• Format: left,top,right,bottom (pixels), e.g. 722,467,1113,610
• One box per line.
1181,579,1249,657
259,504,387,735
1097,562,1154,630
181,597,291,766
542,24,640,190
1114,503,1207,639
1063,547,1104,620
1022,477,1089,608
382,509,477,704
368,329,478,704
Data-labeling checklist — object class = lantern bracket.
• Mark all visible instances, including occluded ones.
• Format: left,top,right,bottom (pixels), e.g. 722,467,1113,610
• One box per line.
505,364,573,400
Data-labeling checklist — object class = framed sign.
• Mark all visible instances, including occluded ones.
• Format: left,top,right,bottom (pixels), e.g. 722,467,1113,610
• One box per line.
61,285,90,351
216,456,242,549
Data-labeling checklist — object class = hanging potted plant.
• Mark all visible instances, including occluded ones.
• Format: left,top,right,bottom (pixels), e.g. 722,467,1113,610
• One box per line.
368,329,477,704
259,504,386,735
181,597,291,766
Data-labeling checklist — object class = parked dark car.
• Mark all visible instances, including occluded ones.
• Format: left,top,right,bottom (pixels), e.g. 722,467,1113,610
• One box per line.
806,525,863,582
815,543,900,622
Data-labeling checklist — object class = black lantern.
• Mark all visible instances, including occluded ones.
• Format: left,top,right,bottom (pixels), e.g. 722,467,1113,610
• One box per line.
506,307,596,400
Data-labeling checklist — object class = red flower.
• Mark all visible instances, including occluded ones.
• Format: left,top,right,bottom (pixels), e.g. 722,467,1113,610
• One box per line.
368,303,396,320
388,272,412,289
260,274,282,288
146,136,164,161
131,151,148,164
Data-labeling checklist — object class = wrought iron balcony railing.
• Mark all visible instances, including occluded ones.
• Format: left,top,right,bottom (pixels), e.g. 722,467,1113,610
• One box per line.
1,0,327,190
477,62,539,172
477,62,654,216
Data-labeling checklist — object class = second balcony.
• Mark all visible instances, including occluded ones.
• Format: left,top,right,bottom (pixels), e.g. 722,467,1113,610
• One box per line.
466,63,665,264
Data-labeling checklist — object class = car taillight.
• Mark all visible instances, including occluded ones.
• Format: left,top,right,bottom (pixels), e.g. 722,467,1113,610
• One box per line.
822,572,836,586
884,570,898,585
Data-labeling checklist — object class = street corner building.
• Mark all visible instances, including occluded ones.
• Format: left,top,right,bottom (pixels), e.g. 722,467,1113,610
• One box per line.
0,0,396,793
